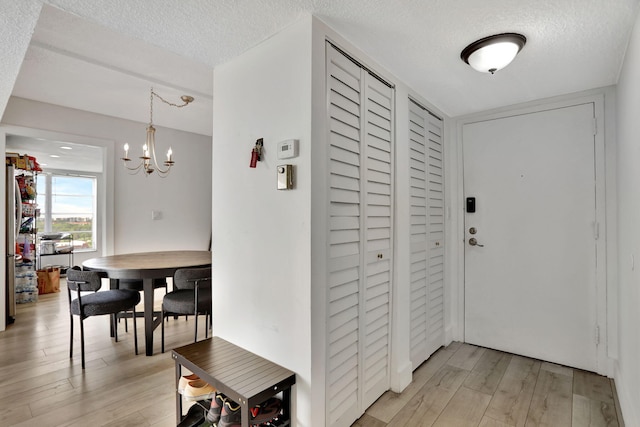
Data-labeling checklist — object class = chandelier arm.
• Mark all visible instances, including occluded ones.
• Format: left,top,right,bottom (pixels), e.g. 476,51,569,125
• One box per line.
150,143,172,175
122,159,145,174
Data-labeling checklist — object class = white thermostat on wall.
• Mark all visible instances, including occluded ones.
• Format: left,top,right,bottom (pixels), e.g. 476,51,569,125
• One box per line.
277,139,298,159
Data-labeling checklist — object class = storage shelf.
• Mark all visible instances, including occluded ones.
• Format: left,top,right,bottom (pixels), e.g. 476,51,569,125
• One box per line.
37,233,74,271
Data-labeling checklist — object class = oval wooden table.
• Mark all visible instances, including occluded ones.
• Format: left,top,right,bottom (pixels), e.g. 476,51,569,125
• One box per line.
83,250,212,355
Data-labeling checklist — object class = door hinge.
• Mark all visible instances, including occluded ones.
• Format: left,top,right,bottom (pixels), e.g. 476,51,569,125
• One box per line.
594,222,600,240
592,118,598,136
595,325,600,345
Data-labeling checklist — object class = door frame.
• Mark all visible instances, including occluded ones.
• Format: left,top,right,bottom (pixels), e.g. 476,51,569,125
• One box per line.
451,90,613,376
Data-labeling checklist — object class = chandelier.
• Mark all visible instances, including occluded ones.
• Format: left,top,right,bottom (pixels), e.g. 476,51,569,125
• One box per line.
121,87,194,177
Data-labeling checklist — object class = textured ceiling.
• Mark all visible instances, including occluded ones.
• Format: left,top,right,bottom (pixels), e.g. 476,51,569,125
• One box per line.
9,0,640,137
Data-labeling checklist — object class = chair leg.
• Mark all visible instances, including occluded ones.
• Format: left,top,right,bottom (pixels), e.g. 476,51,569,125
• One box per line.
80,317,86,369
194,311,199,343
132,305,138,355
205,313,209,339
161,305,165,354
69,313,74,360
113,314,119,342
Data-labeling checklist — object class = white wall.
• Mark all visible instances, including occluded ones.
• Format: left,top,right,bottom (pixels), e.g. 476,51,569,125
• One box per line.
614,8,640,426
212,16,314,427
2,97,212,254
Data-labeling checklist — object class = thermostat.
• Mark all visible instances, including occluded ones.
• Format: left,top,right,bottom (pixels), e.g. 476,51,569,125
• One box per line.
277,139,298,159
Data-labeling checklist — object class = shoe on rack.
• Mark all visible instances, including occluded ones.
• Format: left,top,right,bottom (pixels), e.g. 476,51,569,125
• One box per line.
177,402,206,427
206,391,227,424
183,379,216,401
218,397,282,427
178,373,200,395
218,399,241,427
250,397,282,425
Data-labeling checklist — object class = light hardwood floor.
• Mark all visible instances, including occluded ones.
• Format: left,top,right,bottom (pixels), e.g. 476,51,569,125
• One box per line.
0,279,205,426
0,280,624,427
355,342,624,427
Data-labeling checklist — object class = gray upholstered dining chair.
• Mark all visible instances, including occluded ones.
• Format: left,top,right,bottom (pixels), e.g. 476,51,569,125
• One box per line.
66,267,141,369
161,266,212,353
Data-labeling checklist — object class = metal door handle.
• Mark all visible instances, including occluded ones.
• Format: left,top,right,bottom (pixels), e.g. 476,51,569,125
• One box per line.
469,237,484,247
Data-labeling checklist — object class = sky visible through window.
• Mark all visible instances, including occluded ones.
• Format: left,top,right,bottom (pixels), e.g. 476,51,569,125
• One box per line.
37,174,95,249
38,176,94,217
50,176,93,217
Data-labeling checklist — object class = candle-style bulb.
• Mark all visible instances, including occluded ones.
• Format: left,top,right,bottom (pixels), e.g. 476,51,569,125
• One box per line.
167,147,173,161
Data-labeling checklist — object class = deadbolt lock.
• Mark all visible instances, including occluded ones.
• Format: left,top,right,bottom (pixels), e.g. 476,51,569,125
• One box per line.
469,227,477,235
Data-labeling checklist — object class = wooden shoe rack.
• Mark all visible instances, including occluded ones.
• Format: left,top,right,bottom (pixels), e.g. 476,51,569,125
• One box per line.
172,337,296,427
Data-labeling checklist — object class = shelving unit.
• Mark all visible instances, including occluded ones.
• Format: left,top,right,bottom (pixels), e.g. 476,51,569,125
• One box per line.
14,167,39,304
37,233,74,273
16,170,38,261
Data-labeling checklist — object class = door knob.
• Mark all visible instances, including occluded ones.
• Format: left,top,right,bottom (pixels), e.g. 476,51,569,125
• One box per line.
469,237,484,247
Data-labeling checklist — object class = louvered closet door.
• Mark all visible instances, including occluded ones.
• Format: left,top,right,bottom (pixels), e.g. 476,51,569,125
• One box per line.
326,44,393,427
362,73,393,409
327,45,364,427
409,99,444,369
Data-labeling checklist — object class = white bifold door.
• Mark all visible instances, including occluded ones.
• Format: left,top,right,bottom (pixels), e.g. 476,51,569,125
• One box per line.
326,43,394,427
408,99,445,370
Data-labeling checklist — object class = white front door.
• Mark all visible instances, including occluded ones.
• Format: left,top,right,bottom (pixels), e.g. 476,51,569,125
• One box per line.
463,103,599,372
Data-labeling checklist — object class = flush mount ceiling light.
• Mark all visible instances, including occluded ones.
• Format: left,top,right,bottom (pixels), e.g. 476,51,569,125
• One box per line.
461,33,526,74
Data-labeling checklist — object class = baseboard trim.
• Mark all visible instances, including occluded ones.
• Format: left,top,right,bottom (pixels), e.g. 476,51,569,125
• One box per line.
389,359,412,393
614,363,637,427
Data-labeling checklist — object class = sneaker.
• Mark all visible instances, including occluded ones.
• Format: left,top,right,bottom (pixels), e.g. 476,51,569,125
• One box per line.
183,379,216,401
250,397,282,425
206,391,227,423
218,399,241,427
218,397,282,427
178,373,200,395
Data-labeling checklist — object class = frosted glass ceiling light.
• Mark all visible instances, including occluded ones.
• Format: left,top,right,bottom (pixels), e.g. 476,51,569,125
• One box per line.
461,33,526,74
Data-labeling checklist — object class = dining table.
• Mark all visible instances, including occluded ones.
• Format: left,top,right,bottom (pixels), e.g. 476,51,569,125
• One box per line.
83,250,212,356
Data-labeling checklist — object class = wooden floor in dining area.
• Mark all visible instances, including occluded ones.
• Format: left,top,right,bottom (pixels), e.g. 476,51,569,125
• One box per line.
354,342,624,427
0,278,208,427
0,281,624,427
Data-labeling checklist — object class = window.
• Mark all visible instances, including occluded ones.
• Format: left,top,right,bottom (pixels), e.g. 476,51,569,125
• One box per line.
36,173,97,251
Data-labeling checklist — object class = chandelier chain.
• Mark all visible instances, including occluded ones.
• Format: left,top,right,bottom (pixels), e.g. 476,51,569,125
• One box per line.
150,88,193,124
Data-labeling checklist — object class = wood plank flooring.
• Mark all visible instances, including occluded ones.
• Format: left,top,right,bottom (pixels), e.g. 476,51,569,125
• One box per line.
0,280,624,426
0,279,207,426
356,342,624,427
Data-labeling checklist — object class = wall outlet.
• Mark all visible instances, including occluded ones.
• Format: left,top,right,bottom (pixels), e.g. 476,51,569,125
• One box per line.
151,210,162,220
